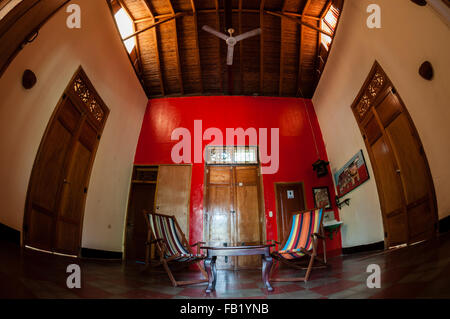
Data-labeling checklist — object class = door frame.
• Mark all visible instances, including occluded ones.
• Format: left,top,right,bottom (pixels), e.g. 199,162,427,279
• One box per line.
274,181,308,244
23,66,109,256
203,163,267,252
351,61,438,248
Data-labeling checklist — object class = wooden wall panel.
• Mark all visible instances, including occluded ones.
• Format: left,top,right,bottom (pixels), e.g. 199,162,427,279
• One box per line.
155,165,192,238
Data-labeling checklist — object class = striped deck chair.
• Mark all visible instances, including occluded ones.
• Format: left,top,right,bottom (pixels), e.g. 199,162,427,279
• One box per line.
143,210,208,287
269,208,327,282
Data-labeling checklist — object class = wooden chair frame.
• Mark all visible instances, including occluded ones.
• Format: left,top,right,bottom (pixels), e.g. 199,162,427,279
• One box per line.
142,210,208,287
269,209,328,282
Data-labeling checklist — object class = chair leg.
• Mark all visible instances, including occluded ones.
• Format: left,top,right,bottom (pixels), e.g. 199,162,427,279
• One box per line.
304,254,316,282
162,260,178,287
197,260,208,279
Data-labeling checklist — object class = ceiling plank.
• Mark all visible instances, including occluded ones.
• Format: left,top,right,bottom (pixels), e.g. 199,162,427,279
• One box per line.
265,10,332,37
239,0,244,95
142,0,165,96
190,0,204,93
297,0,311,98
167,0,184,94
259,0,266,94
279,0,288,96
214,0,224,93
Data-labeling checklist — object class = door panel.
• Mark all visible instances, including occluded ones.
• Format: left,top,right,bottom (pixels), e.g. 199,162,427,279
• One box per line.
206,167,234,269
235,166,261,268
155,165,191,238
371,137,404,214
275,183,306,245
31,119,73,213
125,183,157,263
386,114,430,204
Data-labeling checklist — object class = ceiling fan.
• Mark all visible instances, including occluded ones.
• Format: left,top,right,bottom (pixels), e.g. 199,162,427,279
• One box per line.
202,25,261,66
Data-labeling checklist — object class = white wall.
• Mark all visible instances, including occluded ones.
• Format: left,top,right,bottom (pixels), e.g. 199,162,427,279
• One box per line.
0,0,148,252
313,0,450,248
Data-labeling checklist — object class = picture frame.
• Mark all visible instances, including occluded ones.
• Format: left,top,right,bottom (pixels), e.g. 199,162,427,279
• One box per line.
334,150,370,197
312,186,332,209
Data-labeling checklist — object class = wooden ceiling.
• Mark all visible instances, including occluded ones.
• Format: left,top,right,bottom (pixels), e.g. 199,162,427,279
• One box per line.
110,0,343,99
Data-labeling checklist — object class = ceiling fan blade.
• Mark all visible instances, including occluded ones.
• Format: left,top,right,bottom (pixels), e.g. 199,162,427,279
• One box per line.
202,25,229,41
234,28,261,42
227,45,234,66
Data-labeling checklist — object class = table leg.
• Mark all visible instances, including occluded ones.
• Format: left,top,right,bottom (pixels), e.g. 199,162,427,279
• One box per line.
205,256,217,293
261,254,273,291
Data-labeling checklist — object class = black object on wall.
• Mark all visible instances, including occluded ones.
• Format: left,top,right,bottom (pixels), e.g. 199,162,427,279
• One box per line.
312,159,330,178
0,222,20,244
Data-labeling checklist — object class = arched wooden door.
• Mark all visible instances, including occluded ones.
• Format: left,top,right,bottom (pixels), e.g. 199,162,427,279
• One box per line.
351,62,437,248
23,67,109,256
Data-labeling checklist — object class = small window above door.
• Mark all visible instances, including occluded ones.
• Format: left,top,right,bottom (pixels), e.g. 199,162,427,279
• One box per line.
206,146,258,165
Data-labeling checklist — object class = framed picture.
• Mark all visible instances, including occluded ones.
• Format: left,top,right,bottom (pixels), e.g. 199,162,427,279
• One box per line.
334,150,370,197
312,186,332,209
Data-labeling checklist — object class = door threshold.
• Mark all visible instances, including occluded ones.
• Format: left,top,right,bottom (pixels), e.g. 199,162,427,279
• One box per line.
24,245,78,258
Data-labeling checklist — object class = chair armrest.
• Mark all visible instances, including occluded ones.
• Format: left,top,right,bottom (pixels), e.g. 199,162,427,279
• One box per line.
190,241,206,247
191,242,207,254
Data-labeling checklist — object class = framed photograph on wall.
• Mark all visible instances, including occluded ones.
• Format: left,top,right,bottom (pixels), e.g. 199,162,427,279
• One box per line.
312,186,332,209
334,150,370,197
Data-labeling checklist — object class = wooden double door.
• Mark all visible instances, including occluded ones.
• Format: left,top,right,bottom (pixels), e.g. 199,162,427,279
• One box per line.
24,68,108,256
204,165,265,269
352,62,437,247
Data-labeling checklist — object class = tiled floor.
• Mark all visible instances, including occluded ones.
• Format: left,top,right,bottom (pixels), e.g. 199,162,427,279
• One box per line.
1,232,450,299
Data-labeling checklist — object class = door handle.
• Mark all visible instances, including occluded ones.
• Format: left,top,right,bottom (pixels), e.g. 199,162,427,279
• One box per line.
396,169,401,174
63,179,71,185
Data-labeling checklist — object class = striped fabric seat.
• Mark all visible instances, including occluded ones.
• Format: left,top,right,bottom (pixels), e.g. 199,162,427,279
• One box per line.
276,209,323,260
148,214,206,261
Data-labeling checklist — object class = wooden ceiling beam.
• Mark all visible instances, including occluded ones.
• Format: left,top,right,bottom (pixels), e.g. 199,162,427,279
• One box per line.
279,0,288,96
297,0,311,98
190,0,204,93
239,0,244,94
214,0,224,93
265,10,332,37
141,0,165,96
167,0,184,95
122,12,189,41
135,10,320,24
259,0,265,94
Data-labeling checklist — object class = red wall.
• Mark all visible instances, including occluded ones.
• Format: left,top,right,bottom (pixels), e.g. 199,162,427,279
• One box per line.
135,96,342,255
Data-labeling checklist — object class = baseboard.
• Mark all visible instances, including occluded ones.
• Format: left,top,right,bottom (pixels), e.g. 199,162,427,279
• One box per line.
0,222,20,244
81,247,122,260
439,215,450,234
342,241,384,255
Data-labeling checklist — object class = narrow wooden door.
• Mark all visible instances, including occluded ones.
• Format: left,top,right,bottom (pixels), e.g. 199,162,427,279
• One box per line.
205,166,235,269
352,62,437,247
124,166,158,263
275,183,307,245
155,165,192,237
125,183,157,263
24,68,108,255
205,165,264,269
235,166,264,269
